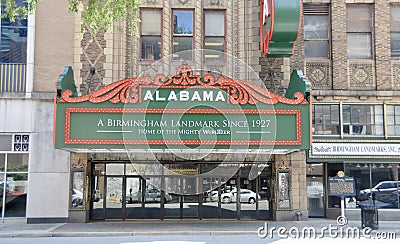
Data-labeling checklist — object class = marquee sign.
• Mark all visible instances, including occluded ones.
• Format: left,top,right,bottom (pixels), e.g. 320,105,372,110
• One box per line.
260,0,302,57
54,63,310,151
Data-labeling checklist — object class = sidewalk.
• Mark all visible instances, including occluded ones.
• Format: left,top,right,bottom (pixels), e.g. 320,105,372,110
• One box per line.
0,219,399,238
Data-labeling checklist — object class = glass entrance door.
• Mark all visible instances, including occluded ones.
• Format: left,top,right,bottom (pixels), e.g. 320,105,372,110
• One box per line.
307,176,325,217
125,177,143,219
105,177,123,219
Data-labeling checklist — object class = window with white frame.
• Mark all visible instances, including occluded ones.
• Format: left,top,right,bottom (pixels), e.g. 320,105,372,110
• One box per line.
140,9,162,61
303,5,330,58
342,104,383,136
0,134,29,218
312,104,339,135
390,5,400,58
346,5,373,59
173,10,193,61
386,105,400,136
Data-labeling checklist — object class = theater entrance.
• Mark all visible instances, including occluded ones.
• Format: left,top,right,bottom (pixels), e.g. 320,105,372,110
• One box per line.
89,161,272,220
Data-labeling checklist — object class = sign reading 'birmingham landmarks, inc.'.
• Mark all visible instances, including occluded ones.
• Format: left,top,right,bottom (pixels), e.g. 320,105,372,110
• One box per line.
312,143,400,156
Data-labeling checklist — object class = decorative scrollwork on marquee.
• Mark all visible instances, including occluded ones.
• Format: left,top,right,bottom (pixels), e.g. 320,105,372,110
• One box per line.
59,62,308,105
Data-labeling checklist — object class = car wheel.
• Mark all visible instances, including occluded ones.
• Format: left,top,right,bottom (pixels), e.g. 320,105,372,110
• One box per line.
249,198,256,204
222,197,230,204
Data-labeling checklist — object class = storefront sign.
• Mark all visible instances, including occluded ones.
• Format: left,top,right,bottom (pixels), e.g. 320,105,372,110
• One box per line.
260,0,301,57
54,63,311,151
328,172,356,197
312,143,400,156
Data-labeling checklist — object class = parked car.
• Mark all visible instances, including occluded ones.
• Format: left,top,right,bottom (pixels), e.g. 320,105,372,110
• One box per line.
221,188,260,204
357,181,400,201
135,189,172,203
72,189,83,207
358,193,399,209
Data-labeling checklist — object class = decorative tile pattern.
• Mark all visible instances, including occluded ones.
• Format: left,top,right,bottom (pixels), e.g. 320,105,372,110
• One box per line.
305,61,331,89
348,62,375,89
392,63,400,88
79,28,106,95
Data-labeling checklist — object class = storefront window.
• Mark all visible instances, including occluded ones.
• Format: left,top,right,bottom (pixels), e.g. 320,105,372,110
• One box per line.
71,171,84,209
4,173,28,217
312,104,339,135
344,163,399,209
0,134,29,219
342,104,383,136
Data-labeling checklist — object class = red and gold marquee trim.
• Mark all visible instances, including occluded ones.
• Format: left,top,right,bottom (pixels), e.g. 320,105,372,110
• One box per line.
58,62,308,105
64,107,302,146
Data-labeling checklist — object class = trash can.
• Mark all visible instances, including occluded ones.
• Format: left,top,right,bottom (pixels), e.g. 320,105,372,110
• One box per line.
361,205,378,229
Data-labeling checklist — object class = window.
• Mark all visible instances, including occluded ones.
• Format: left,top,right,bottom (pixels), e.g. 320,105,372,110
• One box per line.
346,5,372,59
204,10,225,62
390,6,400,58
303,5,329,58
173,10,193,61
312,104,339,135
140,9,161,61
344,163,400,209
0,0,28,64
0,134,29,218
387,105,400,136
342,105,383,136
0,0,28,92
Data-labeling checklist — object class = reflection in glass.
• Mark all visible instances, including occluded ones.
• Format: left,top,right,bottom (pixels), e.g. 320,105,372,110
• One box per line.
277,171,290,209
312,104,340,135
307,176,325,216
91,169,105,220
6,154,29,172
0,27,28,63
201,177,220,219
5,173,27,217
173,10,193,61
140,9,161,61
125,177,143,219
141,36,161,60
143,178,161,219
71,171,84,208
0,154,5,172
173,10,193,34
106,164,124,175
105,177,123,219
386,105,400,136
164,176,181,218
173,37,192,60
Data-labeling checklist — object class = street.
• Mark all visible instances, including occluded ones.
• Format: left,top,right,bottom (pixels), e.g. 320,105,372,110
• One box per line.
0,235,276,244
0,235,399,244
